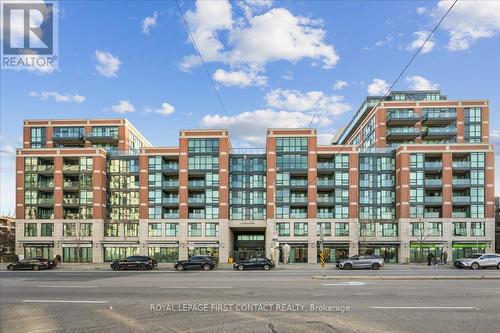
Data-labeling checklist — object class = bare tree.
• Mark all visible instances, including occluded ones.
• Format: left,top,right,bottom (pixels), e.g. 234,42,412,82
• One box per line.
354,220,376,255
411,218,429,263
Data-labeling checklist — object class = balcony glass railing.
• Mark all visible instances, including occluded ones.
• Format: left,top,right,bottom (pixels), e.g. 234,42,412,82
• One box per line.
290,179,308,186
63,198,80,205
317,179,335,186
53,132,84,139
425,196,443,203
89,131,118,139
163,213,179,219
317,212,334,219
425,179,442,186
188,180,205,187
290,197,308,204
290,212,308,219
188,197,205,204
37,198,54,205
426,126,457,134
452,212,469,218
452,161,471,168
162,197,179,204
452,196,471,203
387,128,420,135
317,162,335,170
27,165,54,172
424,112,457,119
453,179,471,186
317,197,334,203
387,112,419,120
63,165,80,172
189,213,205,219
162,180,179,187
162,164,179,171
424,161,442,169
63,181,80,188
424,212,440,218
26,181,54,188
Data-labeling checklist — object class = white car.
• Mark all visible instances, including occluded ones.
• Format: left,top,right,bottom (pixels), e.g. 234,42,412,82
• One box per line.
454,253,500,270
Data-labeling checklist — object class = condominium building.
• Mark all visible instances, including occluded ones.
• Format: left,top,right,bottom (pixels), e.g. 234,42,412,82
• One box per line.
14,90,495,264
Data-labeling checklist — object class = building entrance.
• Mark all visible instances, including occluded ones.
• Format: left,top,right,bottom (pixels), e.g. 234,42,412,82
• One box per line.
233,232,265,261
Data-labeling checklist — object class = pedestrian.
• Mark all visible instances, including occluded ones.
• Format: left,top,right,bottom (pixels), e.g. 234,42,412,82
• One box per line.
443,251,448,265
427,252,433,266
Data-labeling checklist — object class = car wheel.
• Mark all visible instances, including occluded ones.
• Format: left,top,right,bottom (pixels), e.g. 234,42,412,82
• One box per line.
7,265,15,271
176,264,184,271
203,264,211,271
139,264,146,271
263,264,270,270
344,263,352,270
471,262,480,270
497,263,500,270
237,265,244,271
371,263,380,270
33,265,39,271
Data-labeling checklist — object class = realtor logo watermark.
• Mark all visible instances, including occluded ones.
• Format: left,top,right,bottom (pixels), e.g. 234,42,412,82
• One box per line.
1,1,58,71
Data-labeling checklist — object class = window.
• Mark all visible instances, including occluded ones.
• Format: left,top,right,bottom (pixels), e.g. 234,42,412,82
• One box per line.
335,222,349,237
410,154,424,169
360,223,375,237
205,223,219,237
277,223,290,237
470,187,484,203
125,223,139,237
470,170,484,185
428,222,443,237
335,205,349,219
53,127,84,138
411,222,424,237
317,223,331,237
80,157,93,171
63,223,76,237
188,139,219,153
276,154,307,170
470,222,485,236
104,224,119,237
335,154,349,168
470,153,485,168
453,222,467,236
471,204,484,218
165,223,179,237
381,223,398,237
80,223,92,237
40,223,53,237
276,137,308,152
294,223,308,236
188,223,202,237
410,171,424,186
410,188,424,203
148,223,162,237
80,191,93,205
24,223,37,237
334,172,349,186
30,127,46,148
188,155,219,170
468,107,481,122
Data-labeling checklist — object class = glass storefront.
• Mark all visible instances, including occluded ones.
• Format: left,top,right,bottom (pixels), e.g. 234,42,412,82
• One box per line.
104,246,139,261
452,243,486,261
365,246,399,263
24,244,53,259
317,245,349,263
410,243,443,263
62,247,93,263
148,247,179,262
234,247,265,261
283,244,308,263
188,246,219,261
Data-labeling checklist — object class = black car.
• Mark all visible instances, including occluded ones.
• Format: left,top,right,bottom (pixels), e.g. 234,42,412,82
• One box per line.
111,256,157,270
7,259,48,271
174,255,216,271
34,257,57,269
233,258,275,271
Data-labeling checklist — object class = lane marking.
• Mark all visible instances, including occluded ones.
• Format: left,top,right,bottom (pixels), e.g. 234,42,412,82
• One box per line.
37,285,98,288
323,282,366,286
22,300,107,304
160,286,233,289
370,306,479,310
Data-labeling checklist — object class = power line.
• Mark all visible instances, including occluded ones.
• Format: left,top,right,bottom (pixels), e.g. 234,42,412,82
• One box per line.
175,0,238,140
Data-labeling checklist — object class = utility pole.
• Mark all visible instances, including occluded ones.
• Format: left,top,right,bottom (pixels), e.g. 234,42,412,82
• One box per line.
319,225,325,277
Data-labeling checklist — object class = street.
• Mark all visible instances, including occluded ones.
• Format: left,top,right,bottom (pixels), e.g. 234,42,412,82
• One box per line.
1,267,500,333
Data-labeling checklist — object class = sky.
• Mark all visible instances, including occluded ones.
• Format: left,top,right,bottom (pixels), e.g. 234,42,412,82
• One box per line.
1,0,500,215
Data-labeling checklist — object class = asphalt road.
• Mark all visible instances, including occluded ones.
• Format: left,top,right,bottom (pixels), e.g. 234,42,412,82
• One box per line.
1,268,500,333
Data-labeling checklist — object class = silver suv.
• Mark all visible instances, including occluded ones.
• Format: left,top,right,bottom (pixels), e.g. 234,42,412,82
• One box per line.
336,255,385,270
454,253,500,270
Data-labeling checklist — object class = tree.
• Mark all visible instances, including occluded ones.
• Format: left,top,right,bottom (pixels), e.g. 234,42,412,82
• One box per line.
355,220,376,256
411,218,430,263
0,214,16,254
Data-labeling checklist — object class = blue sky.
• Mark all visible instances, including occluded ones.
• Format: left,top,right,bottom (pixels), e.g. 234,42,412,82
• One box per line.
1,0,499,214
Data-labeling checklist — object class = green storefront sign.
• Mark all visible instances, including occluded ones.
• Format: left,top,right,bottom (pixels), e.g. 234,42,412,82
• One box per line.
410,243,443,248
452,243,486,249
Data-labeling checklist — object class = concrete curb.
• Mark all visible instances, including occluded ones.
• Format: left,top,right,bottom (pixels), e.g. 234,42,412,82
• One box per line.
312,275,500,280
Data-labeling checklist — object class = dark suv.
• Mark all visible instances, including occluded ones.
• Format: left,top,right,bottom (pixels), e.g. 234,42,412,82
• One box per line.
111,256,157,270
174,255,216,271
233,258,275,271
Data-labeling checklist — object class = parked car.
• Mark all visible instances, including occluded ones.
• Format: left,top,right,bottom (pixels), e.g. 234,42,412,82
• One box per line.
453,253,483,268
336,255,384,270
453,253,500,270
7,259,48,271
110,256,157,271
174,255,216,271
34,257,57,269
233,258,275,271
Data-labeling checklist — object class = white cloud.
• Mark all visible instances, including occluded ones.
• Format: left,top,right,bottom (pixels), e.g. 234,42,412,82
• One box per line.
213,68,267,87
416,7,427,15
146,102,175,116
265,88,351,116
95,50,121,77
433,0,500,51
0,145,15,156
109,100,135,114
142,11,158,34
30,91,86,103
282,70,293,80
367,79,389,95
363,35,393,50
317,132,336,145
201,109,331,146
237,0,273,18
332,80,348,91
406,31,435,54
406,75,439,90
181,1,339,74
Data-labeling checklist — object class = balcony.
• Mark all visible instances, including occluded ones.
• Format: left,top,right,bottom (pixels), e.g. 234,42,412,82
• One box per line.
452,212,469,218
163,212,179,219
52,132,85,144
290,197,308,205
317,212,334,219
424,161,443,170
188,180,205,188
317,162,335,171
424,211,441,218
386,127,420,140
63,213,80,219
26,181,54,189
27,165,54,173
37,198,54,206
317,196,335,205
290,212,307,219
425,196,443,205
452,196,471,205
62,164,80,172
162,197,179,205
386,111,420,125
290,179,308,188
189,213,205,219
425,179,443,187
162,164,179,173
317,179,335,187
423,126,457,139
453,161,471,169
422,111,457,125
452,179,471,187
63,198,80,206
63,181,80,189
162,180,179,188
188,197,205,205
85,131,119,144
